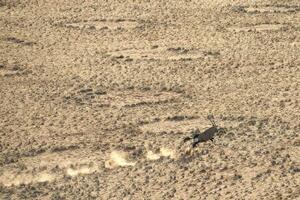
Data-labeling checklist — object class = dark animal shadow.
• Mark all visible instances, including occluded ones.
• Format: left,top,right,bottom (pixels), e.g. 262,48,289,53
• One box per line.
183,115,225,148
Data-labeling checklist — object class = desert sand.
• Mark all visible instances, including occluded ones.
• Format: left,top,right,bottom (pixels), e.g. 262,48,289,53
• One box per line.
0,0,299,199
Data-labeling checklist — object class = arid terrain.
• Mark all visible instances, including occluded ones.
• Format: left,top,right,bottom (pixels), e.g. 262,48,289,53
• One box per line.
0,0,299,199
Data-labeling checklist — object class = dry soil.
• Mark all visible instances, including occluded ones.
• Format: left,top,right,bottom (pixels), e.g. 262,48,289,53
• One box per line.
0,0,299,199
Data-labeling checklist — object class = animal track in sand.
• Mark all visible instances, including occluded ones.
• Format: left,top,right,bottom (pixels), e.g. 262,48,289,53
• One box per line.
228,24,287,32
1,145,184,186
0,149,103,187
105,151,136,169
64,90,181,107
146,151,161,160
66,165,98,177
146,147,177,160
0,171,56,187
0,116,244,187
65,19,140,31
105,147,177,169
243,5,299,13
108,46,217,61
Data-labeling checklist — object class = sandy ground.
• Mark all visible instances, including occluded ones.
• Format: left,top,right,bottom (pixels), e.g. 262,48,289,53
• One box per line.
0,0,299,199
